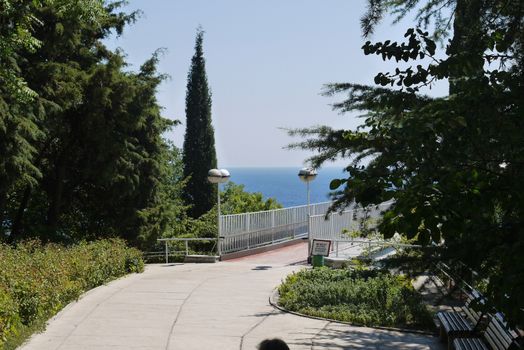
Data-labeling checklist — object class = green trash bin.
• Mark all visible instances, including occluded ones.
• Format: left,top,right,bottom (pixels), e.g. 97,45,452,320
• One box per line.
312,255,324,267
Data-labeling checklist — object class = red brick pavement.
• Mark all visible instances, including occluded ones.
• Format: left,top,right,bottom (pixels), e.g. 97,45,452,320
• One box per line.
225,241,309,265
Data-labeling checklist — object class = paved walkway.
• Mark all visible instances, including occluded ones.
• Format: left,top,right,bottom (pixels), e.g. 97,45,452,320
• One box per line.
21,243,444,350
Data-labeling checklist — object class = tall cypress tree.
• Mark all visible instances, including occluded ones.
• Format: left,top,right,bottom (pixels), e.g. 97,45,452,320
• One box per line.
183,28,217,218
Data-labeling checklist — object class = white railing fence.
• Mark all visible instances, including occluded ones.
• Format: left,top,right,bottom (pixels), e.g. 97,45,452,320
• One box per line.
309,200,394,241
156,200,398,259
156,237,217,264
219,202,331,254
308,200,405,260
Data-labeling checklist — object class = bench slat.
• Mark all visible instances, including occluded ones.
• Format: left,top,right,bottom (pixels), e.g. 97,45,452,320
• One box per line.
484,318,515,350
451,314,519,350
437,311,472,333
463,306,482,325
453,337,489,350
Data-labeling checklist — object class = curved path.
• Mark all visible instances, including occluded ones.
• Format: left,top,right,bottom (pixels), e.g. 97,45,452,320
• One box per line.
21,242,444,350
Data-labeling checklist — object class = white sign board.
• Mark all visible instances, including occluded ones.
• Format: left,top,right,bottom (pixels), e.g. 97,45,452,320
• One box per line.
311,239,331,257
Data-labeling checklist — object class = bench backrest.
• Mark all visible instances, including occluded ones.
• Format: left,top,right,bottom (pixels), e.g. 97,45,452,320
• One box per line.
462,290,486,326
483,314,520,350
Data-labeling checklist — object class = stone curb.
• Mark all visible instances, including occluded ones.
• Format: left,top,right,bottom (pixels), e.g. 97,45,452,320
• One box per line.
268,289,438,336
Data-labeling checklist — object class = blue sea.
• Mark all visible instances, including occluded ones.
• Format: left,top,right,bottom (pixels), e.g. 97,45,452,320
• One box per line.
223,167,346,208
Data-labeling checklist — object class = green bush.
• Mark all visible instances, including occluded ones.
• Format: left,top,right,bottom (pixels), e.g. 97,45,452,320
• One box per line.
0,239,144,347
0,288,20,344
278,267,434,330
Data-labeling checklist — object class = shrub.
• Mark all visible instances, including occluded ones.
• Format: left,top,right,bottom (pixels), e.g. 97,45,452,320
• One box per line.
278,267,434,330
0,239,144,347
0,288,20,344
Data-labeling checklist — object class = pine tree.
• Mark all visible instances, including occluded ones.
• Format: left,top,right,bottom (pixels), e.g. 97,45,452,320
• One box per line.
0,0,104,237
182,28,217,218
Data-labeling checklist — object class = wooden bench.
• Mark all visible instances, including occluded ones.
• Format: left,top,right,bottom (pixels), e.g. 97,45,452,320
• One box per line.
452,313,521,350
437,290,486,344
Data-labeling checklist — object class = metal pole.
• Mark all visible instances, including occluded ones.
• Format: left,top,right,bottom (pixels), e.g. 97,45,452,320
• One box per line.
165,240,168,264
292,210,296,239
185,240,189,256
307,181,311,257
217,186,222,257
307,181,311,213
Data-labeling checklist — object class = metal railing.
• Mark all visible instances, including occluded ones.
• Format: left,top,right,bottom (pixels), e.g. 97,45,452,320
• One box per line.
156,201,397,259
157,237,217,264
307,201,404,260
328,238,421,260
308,200,394,241
219,202,331,254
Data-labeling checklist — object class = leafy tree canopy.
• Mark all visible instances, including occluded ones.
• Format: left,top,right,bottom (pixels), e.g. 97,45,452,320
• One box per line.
221,182,282,215
1,0,177,250
289,0,524,325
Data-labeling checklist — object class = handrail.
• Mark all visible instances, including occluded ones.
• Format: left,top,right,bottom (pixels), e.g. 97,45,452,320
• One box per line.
343,239,422,248
220,201,332,239
327,238,422,259
308,199,395,219
158,238,216,241
222,221,305,238
158,200,395,258
157,237,217,263
219,201,332,219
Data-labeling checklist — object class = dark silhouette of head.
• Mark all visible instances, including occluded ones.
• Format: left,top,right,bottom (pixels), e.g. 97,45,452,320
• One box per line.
257,338,290,350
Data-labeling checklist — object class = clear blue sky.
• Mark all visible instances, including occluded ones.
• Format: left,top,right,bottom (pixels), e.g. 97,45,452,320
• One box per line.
105,0,448,167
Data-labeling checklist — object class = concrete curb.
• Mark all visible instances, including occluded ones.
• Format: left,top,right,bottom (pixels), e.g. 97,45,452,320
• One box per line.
269,289,438,336
46,270,145,320
19,271,145,348
184,255,219,263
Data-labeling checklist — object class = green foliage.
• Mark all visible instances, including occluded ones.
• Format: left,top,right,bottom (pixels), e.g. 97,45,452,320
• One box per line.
0,0,109,223
0,0,106,103
0,288,20,345
155,181,283,257
289,0,524,325
278,267,433,329
0,239,143,347
221,182,282,215
182,28,218,218
0,0,176,248
136,141,187,249
381,247,438,278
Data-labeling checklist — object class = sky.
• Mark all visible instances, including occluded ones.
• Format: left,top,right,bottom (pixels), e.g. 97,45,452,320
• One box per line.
105,0,448,168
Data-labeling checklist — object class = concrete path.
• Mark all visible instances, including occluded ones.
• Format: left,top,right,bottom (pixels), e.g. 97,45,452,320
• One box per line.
21,243,444,350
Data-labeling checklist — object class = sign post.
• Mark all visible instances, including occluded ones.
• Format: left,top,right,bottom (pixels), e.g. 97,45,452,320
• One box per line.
311,239,331,267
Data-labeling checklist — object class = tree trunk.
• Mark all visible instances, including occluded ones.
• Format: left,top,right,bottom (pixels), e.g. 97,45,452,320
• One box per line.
448,0,483,94
10,185,32,240
0,188,7,238
46,157,66,236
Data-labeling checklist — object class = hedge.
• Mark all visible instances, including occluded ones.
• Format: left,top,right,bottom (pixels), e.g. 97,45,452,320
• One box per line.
0,239,144,347
278,267,434,330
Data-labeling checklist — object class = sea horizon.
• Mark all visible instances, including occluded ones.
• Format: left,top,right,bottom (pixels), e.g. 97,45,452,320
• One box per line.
221,166,347,208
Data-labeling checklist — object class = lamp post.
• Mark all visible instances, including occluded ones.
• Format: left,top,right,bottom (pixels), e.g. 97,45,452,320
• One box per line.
298,167,317,261
208,168,230,258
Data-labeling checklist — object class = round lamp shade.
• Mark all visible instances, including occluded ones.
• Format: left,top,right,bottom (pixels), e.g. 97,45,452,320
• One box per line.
208,168,231,184
298,167,317,183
